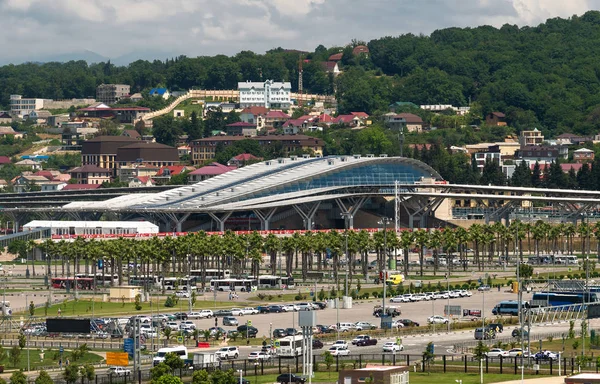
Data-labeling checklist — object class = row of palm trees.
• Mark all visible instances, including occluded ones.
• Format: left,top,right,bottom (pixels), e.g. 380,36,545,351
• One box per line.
27,220,600,288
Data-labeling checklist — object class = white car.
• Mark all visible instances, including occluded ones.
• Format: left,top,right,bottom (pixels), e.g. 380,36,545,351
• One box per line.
485,348,509,358
199,310,214,318
391,320,405,329
248,351,271,361
242,307,259,315
390,296,406,303
215,346,239,360
427,315,449,324
507,348,525,357
230,308,245,316
108,367,131,377
382,342,403,352
179,321,196,330
422,292,433,301
175,291,190,298
449,291,461,298
328,346,350,356
165,321,179,331
297,302,316,311
354,322,376,331
433,292,448,300
332,340,349,349
281,304,295,312
187,312,203,319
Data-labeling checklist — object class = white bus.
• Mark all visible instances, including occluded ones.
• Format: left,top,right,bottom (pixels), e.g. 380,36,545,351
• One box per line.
277,336,303,357
553,255,579,265
210,279,257,292
257,275,296,289
75,273,119,286
162,277,180,290
190,269,231,282
129,275,162,288
153,346,188,366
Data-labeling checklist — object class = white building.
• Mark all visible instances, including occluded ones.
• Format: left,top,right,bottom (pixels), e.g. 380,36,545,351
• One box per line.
238,80,292,109
10,95,46,117
23,220,159,236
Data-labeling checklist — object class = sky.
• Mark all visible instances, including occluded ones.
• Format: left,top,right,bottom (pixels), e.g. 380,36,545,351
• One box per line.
1,0,600,64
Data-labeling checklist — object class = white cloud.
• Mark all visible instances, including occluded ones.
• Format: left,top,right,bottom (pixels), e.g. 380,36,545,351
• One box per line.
0,0,599,64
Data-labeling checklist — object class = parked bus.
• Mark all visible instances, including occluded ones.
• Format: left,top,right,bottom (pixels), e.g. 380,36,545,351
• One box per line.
276,335,303,357
257,275,295,289
128,275,162,288
527,255,552,265
162,277,180,290
552,255,579,265
76,273,119,286
492,300,530,316
189,269,231,282
210,279,257,292
51,277,94,290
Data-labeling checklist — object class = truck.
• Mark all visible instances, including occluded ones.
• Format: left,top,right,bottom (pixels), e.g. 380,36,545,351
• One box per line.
373,305,401,317
353,335,378,347
188,353,218,369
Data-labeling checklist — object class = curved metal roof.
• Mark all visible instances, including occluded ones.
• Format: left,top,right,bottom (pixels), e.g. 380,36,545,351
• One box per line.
62,156,442,212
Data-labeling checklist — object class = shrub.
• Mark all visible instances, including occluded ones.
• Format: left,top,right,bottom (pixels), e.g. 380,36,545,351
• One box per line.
164,296,175,308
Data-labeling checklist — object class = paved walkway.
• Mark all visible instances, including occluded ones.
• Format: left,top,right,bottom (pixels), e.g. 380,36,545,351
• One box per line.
491,376,566,384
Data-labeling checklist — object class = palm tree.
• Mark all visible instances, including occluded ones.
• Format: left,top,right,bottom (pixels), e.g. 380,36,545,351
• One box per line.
26,239,37,277
264,234,279,275
428,230,443,276
468,224,483,271
247,231,264,279
442,228,457,277
414,229,429,277
400,230,414,276
563,223,576,255
578,222,593,257
455,227,469,271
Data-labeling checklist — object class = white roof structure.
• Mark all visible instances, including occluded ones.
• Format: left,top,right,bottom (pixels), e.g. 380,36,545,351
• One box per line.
23,220,159,234
58,156,441,213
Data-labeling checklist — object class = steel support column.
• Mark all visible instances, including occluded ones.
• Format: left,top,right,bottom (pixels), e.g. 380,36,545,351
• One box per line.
334,196,367,229
253,208,277,231
208,212,233,232
293,202,321,230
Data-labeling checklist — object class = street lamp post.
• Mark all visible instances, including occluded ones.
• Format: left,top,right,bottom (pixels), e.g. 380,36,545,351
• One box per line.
340,213,350,297
378,217,393,325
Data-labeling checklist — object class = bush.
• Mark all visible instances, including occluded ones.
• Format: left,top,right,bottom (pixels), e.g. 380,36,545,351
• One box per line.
164,296,175,308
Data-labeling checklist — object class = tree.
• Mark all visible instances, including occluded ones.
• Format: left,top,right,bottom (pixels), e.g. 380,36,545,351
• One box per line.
0,346,7,364
153,375,183,384
422,342,435,373
63,364,80,384
29,301,35,317
473,341,490,360
80,365,94,384
323,351,334,377
188,111,203,141
18,334,25,349
9,371,27,384
153,115,182,146
517,263,534,279
192,370,211,384
150,362,171,383
8,346,20,368
35,370,54,384
164,352,185,372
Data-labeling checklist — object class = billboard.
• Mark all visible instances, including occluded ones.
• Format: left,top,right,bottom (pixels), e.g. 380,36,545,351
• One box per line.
106,352,129,366
46,318,91,334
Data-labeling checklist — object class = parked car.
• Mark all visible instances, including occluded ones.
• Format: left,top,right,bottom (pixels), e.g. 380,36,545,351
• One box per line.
285,328,301,336
512,329,529,338
273,328,287,338
478,285,491,292
268,305,284,313
390,296,407,303
173,312,188,320
396,319,420,327
165,321,179,331
354,322,376,331
242,307,259,315
256,306,270,314
230,308,245,316
276,374,306,384
312,339,324,349
187,312,203,319
223,316,239,326
214,309,233,317
237,325,258,338
534,350,558,361
507,348,525,357
427,315,449,324
313,302,327,310
382,342,403,352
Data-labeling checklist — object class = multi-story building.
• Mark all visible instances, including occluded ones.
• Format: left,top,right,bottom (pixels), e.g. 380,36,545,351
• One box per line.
191,135,324,165
9,95,46,117
238,80,292,109
519,128,544,147
68,165,112,185
81,136,139,175
515,145,558,164
116,142,180,169
573,148,595,163
473,149,502,172
96,84,131,104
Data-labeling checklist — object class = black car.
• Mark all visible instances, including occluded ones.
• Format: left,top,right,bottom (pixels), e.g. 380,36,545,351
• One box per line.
285,328,300,336
238,379,250,384
237,325,258,338
174,312,188,320
312,339,324,349
268,305,284,313
276,374,306,384
397,319,420,327
313,302,327,310
273,328,287,338
512,328,529,338
257,306,270,314
316,324,334,334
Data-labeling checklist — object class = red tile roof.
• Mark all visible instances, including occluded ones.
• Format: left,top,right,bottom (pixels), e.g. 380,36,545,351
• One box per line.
33,171,55,180
352,45,369,55
189,162,236,176
241,106,269,116
317,114,334,123
321,61,338,72
283,119,307,127
232,153,261,161
156,165,193,176
351,112,369,119
491,111,505,118
0,156,11,164
328,53,343,61
334,115,357,123
134,176,153,184
226,122,257,127
560,163,583,173
265,111,290,119
62,184,102,190
396,113,423,124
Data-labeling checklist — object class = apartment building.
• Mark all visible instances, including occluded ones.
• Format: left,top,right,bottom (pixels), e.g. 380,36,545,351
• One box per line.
96,84,131,104
519,128,544,147
9,95,46,117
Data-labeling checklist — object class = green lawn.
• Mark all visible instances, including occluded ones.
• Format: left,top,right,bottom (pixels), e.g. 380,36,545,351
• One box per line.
0,349,103,372
17,299,246,317
173,99,203,117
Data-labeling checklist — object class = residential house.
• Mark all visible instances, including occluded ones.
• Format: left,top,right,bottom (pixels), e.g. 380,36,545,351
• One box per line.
333,114,363,128
78,103,150,124
573,148,595,163
40,181,67,191
46,114,69,127
282,119,309,134
68,165,112,185
519,128,544,147
264,110,290,129
240,106,269,130
177,145,191,157
395,113,423,133
188,162,237,183
485,112,506,126
191,135,324,165
129,93,144,102
15,159,42,170
321,61,341,76
473,148,502,173
226,122,257,137
117,163,160,183
0,126,22,139
227,153,262,167
28,110,52,123
149,88,170,99
556,133,590,146
9,95,46,117
96,84,131,104
122,129,141,140
328,52,343,61
316,113,334,125
128,176,155,188
352,45,369,56
12,175,55,193
0,112,13,124
153,165,195,183
383,113,406,131
515,146,558,164
0,156,10,166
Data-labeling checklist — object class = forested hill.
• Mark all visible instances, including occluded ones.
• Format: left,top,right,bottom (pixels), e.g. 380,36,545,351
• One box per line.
4,11,600,135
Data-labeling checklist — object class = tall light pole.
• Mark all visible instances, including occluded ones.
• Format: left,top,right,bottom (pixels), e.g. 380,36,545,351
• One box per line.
378,217,393,324
340,213,350,297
